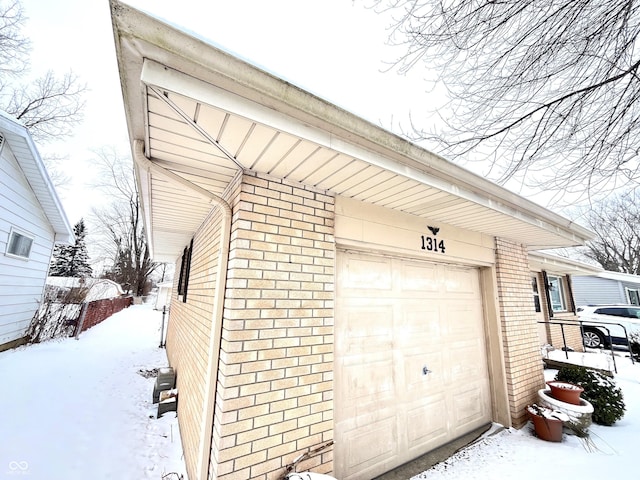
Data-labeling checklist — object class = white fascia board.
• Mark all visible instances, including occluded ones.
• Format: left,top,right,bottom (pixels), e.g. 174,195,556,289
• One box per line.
140,59,593,245
597,270,640,284
529,251,602,275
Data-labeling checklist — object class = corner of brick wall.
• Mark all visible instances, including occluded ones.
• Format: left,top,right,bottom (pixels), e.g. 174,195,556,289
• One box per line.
209,171,335,480
494,238,545,427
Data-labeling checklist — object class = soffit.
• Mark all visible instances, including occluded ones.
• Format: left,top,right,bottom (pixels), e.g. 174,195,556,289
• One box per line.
111,1,594,262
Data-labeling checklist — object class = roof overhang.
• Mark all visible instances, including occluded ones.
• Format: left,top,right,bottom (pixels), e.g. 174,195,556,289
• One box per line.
597,270,640,283
529,252,602,276
0,111,74,245
110,0,594,263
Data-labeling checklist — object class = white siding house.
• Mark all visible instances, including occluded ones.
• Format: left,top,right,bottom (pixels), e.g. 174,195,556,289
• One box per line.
0,111,74,351
572,271,640,306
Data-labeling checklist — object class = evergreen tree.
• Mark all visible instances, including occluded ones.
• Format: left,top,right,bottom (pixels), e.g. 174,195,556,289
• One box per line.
49,219,92,277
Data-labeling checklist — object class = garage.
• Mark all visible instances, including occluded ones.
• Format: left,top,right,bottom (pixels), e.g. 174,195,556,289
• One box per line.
334,250,492,480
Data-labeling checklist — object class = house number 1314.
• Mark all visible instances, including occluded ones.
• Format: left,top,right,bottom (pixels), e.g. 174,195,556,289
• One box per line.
421,236,446,253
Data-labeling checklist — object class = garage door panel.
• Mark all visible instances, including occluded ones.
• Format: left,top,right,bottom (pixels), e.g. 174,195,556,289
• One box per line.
406,395,448,445
397,304,442,347
446,304,484,338
342,416,398,480
402,350,444,393
400,263,439,291
337,305,393,355
341,255,393,291
451,382,491,433
443,266,478,294
340,356,395,404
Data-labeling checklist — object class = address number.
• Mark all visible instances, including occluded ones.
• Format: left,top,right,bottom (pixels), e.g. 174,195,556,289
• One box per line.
420,236,446,253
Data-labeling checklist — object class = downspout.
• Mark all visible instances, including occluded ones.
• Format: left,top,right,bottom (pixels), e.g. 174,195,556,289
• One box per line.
133,140,231,480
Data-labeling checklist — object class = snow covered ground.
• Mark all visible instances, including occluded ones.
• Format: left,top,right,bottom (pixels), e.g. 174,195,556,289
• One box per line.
0,303,186,480
413,350,640,479
1,303,639,480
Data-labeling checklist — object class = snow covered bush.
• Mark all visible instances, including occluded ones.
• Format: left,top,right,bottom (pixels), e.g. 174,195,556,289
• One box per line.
26,285,88,343
630,332,640,361
555,365,625,426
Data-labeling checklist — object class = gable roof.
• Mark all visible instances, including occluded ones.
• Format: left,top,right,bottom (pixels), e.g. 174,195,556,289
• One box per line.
110,0,594,262
0,111,74,245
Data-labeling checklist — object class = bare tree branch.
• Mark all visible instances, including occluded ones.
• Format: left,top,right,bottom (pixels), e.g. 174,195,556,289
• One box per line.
575,189,640,274
0,0,86,143
372,0,640,197
88,148,159,296
0,0,29,77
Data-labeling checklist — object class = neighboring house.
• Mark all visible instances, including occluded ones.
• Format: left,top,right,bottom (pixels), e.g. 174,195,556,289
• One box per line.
572,270,640,306
0,111,74,352
529,252,602,351
111,3,595,480
45,277,124,302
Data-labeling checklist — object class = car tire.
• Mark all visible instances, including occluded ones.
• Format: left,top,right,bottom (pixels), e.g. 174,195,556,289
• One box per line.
583,329,605,348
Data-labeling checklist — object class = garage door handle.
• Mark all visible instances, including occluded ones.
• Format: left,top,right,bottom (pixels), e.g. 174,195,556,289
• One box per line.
422,365,433,376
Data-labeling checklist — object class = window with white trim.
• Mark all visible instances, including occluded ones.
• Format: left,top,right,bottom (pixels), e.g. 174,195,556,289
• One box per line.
6,228,34,259
547,275,566,312
626,287,640,306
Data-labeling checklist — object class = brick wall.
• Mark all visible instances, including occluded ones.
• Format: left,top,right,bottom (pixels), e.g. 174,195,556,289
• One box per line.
494,238,545,427
165,201,226,480
210,171,335,480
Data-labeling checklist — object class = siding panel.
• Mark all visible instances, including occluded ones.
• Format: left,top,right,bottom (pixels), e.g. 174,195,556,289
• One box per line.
0,141,54,347
571,276,625,306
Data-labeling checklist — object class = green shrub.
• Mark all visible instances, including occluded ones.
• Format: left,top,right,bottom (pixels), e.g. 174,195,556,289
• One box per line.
555,365,625,426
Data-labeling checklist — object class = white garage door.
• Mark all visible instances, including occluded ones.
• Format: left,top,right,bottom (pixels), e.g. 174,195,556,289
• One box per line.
334,251,491,480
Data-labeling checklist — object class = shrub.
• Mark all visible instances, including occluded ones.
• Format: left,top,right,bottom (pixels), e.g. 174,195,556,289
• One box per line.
555,365,625,426
630,332,640,360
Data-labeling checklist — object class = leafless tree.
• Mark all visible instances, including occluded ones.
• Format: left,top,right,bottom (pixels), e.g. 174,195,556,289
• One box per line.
578,189,640,274
89,147,159,297
0,0,85,144
371,0,640,197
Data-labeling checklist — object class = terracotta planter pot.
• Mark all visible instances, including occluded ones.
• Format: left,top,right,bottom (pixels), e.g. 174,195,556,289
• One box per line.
546,381,584,405
526,405,564,442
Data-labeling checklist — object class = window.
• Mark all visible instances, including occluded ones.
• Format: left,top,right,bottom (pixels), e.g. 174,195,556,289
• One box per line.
626,288,640,306
532,275,541,313
177,239,193,302
595,307,640,319
6,228,34,259
547,275,566,312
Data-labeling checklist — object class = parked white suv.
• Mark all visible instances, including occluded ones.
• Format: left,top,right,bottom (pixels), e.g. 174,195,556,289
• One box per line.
577,305,640,348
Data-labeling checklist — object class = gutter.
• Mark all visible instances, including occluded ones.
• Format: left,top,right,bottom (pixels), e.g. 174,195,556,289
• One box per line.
133,140,230,480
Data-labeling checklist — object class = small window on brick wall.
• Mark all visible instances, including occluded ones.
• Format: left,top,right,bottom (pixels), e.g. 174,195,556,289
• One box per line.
547,275,566,312
532,275,541,313
542,271,577,316
177,239,193,303
5,228,34,260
